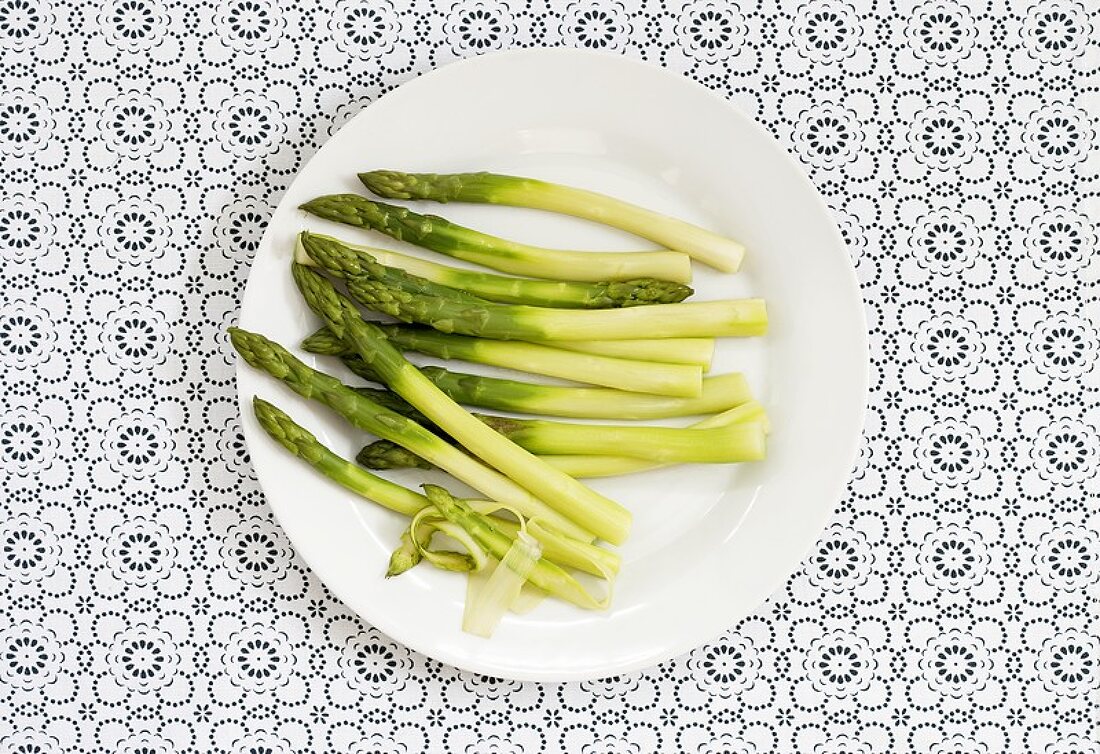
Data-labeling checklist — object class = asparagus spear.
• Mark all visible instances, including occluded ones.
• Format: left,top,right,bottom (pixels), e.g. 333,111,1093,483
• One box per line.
252,397,618,577
344,275,767,341
308,324,702,397
360,170,746,273
292,264,633,545
229,327,591,541
359,401,770,473
299,194,692,283
543,401,771,478
526,337,715,369
304,326,748,418
296,232,693,309
361,417,766,465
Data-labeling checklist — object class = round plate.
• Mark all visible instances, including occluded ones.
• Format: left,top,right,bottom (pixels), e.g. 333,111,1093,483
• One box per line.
237,48,867,681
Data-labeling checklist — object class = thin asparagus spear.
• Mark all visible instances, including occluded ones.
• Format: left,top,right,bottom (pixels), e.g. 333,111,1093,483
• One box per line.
344,275,767,341
229,327,591,541
300,194,692,283
292,264,633,545
304,326,747,417
295,231,692,308
360,170,746,272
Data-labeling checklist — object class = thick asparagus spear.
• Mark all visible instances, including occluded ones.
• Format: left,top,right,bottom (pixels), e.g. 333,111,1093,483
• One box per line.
526,337,714,369
344,276,767,341
296,232,692,309
299,194,692,283
292,264,633,545
361,415,765,465
315,324,702,397
360,401,770,473
229,327,590,541
252,397,618,577
304,326,748,417
360,170,746,273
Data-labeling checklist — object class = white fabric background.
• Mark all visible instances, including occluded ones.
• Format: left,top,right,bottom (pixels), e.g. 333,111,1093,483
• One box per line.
0,0,1097,751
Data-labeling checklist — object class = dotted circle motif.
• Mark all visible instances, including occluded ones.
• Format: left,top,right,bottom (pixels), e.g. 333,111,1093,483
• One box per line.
0,0,1097,751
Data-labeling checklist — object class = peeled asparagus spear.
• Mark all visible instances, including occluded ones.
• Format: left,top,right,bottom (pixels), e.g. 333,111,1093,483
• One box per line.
361,417,766,465
292,264,633,545
543,400,771,478
252,397,618,577
304,326,748,418
296,232,692,309
359,401,770,474
305,324,703,398
300,194,692,283
526,337,714,369
360,170,746,272
345,275,767,341
229,327,590,541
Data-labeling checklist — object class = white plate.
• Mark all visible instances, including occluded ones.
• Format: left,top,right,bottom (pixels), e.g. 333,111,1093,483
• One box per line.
237,48,867,681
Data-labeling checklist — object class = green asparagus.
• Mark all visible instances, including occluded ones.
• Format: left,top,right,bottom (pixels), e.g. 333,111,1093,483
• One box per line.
360,170,746,273
304,326,748,418
307,324,703,397
363,400,774,475
361,416,765,465
423,486,609,609
296,232,693,309
254,396,618,576
299,194,692,283
344,275,767,341
230,327,591,541
292,264,633,545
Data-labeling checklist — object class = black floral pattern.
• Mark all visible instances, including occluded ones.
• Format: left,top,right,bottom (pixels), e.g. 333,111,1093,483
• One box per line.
0,0,1094,749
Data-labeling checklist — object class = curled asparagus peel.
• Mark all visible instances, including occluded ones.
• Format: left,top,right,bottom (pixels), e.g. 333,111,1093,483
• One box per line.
229,327,590,541
360,170,746,273
299,194,692,284
422,486,611,610
291,263,633,546
296,231,693,309
304,326,748,418
251,396,618,577
344,275,767,341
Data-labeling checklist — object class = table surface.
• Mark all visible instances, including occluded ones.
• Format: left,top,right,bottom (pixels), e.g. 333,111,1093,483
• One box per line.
1,1,1097,752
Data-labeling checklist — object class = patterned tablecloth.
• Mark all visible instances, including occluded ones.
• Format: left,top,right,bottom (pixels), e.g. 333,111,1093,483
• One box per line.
1,0,1097,751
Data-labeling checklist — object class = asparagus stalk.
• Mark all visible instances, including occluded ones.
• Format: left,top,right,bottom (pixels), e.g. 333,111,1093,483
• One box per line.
229,327,591,541
307,321,712,371
362,414,765,465
292,264,633,545
299,194,693,284
253,397,618,576
296,232,693,309
360,170,746,273
306,324,702,397
521,337,714,369
359,401,769,472
344,275,767,341
304,326,748,417
544,401,770,477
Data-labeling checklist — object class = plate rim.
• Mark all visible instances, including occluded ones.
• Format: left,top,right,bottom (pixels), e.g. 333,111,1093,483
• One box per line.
235,46,869,681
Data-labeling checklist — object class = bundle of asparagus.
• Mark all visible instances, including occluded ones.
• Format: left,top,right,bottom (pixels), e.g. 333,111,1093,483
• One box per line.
233,170,768,637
